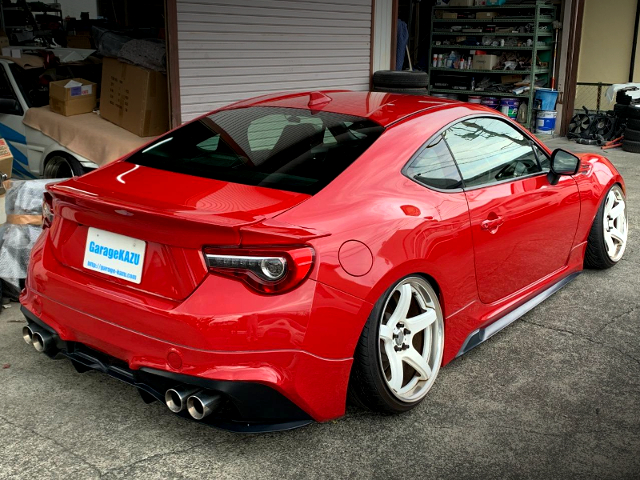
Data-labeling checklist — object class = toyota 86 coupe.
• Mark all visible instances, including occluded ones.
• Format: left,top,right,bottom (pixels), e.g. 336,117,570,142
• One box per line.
20,91,628,432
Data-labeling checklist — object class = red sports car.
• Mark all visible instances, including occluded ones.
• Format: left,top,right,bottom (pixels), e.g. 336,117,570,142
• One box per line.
20,91,628,432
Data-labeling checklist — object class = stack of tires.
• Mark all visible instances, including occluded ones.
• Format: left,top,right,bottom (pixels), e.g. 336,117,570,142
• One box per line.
618,104,640,153
372,70,429,95
615,88,640,153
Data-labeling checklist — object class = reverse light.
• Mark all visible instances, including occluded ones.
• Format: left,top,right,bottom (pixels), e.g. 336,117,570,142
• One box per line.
204,246,315,294
42,193,54,228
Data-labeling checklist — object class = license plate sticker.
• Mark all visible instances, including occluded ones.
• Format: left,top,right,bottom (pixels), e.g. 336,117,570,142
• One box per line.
83,227,146,284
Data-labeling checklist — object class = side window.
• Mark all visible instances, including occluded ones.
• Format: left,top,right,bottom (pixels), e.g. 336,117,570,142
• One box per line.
405,135,463,190
444,118,542,188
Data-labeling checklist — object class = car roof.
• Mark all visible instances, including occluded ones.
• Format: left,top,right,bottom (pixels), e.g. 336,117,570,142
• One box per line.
223,90,466,127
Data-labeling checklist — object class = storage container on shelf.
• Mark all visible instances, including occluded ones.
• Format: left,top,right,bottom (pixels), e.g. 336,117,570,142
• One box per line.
500,98,520,119
481,97,499,109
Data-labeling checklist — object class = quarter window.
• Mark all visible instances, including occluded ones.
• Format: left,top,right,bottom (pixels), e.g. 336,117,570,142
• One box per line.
405,135,463,190
444,118,542,188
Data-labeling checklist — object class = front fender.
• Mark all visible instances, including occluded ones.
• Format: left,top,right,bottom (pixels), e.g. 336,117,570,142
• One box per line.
573,153,625,246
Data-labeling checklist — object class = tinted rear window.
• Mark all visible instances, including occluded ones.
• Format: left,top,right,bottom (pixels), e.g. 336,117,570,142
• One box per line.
127,106,384,195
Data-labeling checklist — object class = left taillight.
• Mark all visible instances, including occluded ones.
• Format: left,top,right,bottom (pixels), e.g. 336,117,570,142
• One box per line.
203,246,315,294
42,192,54,228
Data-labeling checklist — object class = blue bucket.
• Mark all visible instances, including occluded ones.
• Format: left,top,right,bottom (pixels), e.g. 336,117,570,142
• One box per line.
535,89,559,111
536,110,557,135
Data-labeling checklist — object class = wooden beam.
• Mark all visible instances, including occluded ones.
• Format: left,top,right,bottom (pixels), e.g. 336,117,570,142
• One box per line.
390,0,399,70
370,0,376,87
165,0,182,127
561,0,585,136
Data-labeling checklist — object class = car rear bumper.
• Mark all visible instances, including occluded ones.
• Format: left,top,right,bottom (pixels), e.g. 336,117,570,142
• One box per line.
20,233,371,427
20,289,353,428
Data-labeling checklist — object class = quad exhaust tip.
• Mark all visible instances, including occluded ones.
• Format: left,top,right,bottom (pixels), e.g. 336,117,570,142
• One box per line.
32,330,54,353
23,324,56,353
165,386,200,413
22,325,34,345
187,392,224,420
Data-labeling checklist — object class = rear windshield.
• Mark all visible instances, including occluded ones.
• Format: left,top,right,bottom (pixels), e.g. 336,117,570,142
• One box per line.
126,106,384,195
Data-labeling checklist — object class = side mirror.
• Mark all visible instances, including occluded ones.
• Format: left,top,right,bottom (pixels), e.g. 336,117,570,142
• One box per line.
0,97,22,115
548,148,580,185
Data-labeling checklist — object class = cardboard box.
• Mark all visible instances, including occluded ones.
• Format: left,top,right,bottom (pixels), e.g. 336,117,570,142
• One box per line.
443,12,458,19
476,11,498,19
66,35,92,49
100,58,169,137
501,74,524,84
49,78,97,116
449,0,474,5
0,138,13,178
472,54,499,70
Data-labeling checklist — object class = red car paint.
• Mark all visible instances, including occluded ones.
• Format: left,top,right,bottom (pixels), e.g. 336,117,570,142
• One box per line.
21,91,624,423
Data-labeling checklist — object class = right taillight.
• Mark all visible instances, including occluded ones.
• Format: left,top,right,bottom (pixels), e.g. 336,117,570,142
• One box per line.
203,246,315,294
42,192,54,228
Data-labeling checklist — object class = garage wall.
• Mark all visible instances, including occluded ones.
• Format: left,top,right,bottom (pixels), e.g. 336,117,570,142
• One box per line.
577,0,637,84
176,0,374,122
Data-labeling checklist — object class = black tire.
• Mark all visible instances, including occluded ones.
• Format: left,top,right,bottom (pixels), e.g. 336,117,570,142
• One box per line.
627,118,640,130
622,139,640,153
373,86,428,95
43,152,85,178
624,128,640,142
584,184,627,269
623,105,640,119
614,103,629,116
348,275,444,414
372,70,429,88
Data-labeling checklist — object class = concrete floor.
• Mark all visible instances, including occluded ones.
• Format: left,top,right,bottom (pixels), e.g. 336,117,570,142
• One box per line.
1,137,638,479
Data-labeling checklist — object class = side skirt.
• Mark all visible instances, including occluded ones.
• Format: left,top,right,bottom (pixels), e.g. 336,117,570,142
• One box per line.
456,272,581,357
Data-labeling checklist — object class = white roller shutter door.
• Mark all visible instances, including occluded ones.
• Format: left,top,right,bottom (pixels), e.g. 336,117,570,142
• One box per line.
176,0,373,122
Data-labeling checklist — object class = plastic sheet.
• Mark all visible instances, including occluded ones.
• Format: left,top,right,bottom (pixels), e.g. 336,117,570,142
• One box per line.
92,26,132,58
118,39,166,73
0,179,68,297
92,26,166,73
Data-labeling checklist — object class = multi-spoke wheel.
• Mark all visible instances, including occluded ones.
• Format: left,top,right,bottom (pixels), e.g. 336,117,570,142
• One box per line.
349,276,444,413
585,184,628,269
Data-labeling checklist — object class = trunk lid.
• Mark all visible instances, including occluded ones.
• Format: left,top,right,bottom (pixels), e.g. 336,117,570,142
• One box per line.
47,162,311,300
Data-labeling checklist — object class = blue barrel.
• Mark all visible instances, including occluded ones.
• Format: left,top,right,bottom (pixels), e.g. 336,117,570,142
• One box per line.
535,89,559,111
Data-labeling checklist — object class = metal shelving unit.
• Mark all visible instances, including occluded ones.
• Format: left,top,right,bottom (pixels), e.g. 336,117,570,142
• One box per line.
427,1,557,128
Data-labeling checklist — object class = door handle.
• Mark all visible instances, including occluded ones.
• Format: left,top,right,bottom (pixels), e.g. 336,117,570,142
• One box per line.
481,216,504,232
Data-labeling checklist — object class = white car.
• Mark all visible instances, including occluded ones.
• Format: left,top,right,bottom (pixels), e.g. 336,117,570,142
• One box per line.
0,58,99,178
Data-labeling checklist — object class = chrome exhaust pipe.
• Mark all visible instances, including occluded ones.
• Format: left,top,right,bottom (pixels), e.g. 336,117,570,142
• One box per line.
187,392,223,420
32,329,54,353
22,325,35,345
165,386,200,413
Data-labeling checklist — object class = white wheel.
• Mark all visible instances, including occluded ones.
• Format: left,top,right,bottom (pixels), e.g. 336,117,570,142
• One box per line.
602,187,628,262
378,277,444,403
585,184,628,270
349,275,444,413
